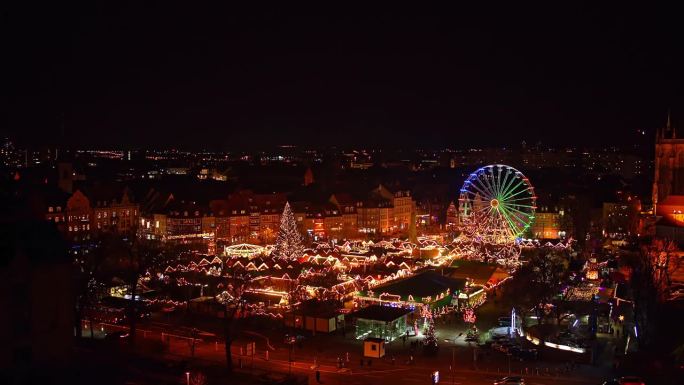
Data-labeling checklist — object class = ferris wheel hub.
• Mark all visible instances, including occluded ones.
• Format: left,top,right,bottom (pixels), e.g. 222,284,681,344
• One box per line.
490,199,499,208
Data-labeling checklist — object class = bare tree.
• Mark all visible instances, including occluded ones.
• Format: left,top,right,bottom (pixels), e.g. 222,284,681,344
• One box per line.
125,238,163,345
632,239,675,347
216,280,248,372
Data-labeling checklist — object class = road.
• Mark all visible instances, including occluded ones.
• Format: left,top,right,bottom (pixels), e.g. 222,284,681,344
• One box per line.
88,318,602,384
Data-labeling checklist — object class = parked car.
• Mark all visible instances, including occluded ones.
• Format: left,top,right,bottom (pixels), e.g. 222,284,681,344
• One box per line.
602,380,620,385
104,330,129,341
491,342,506,352
517,349,538,361
619,376,645,385
283,334,305,344
493,376,525,385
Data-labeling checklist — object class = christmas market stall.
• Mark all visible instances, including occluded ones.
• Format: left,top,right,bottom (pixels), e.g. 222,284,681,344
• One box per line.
284,299,343,334
351,305,413,342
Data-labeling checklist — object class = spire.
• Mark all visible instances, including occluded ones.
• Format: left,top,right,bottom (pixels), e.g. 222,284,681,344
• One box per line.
667,109,672,130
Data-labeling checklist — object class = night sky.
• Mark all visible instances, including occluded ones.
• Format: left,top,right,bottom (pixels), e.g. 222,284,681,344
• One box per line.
4,3,683,149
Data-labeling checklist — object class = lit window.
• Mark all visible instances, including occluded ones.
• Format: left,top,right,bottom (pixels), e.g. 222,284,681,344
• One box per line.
48,206,54,213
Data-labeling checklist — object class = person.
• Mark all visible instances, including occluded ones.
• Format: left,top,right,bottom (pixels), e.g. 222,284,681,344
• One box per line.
346,352,350,363
315,370,321,383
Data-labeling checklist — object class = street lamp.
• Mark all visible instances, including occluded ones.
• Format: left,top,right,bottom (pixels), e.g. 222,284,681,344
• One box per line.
185,371,190,385
444,335,461,385
444,339,455,385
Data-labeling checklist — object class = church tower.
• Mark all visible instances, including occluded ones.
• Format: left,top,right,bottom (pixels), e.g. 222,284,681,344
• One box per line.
653,111,683,214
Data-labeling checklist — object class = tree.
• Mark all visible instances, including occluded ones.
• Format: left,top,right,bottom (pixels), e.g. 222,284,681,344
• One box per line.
125,238,164,345
631,239,675,347
423,317,438,355
73,233,115,338
216,282,248,372
273,202,304,259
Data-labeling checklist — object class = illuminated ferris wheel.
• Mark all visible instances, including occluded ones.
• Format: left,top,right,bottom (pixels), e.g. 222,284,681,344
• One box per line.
458,165,536,243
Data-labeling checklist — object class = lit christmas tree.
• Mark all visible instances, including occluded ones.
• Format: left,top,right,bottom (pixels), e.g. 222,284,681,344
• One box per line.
463,307,476,324
423,317,438,354
273,202,305,259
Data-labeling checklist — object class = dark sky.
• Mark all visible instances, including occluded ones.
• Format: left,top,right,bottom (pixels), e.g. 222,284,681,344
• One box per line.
3,3,683,149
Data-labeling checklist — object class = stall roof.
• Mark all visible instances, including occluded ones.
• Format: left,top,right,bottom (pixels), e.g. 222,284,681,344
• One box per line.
352,305,412,322
371,270,466,299
447,260,500,284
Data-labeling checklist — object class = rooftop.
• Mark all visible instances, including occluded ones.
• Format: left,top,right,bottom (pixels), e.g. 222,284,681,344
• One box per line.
447,260,499,282
352,305,412,322
370,270,466,300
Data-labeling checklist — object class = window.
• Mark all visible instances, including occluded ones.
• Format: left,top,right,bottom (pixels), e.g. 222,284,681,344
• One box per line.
371,344,377,351
48,206,54,213
57,206,62,212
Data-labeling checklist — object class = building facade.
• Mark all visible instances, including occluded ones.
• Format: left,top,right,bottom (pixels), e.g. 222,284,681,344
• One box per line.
653,114,684,223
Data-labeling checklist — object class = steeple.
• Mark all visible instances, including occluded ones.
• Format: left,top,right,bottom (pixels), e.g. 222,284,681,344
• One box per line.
667,109,672,129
